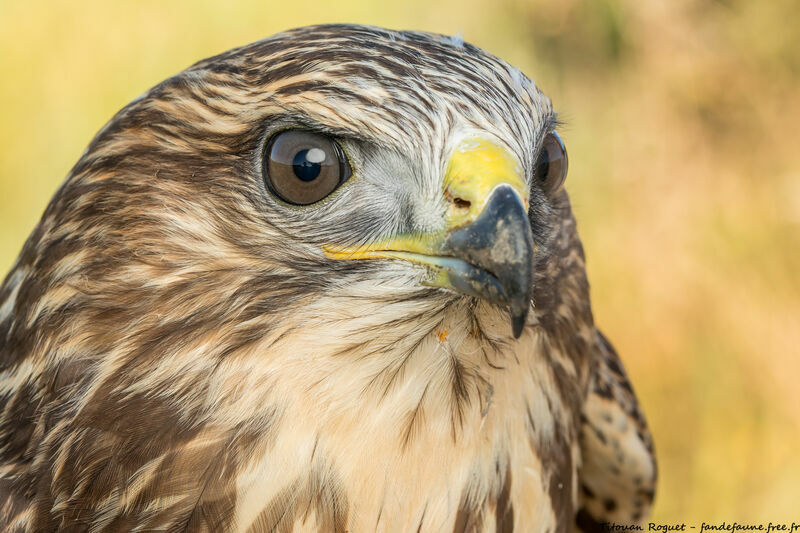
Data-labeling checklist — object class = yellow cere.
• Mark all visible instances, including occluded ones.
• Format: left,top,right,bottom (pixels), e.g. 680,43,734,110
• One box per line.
322,137,528,261
442,137,528,229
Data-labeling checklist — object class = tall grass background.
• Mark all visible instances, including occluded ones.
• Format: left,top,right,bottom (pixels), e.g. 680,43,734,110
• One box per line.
1,0,798,521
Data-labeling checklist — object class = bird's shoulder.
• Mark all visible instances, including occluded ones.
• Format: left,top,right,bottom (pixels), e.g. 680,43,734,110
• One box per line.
576,329,657,530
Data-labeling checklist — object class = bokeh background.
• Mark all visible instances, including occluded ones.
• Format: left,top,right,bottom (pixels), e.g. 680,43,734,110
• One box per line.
1,0,798,522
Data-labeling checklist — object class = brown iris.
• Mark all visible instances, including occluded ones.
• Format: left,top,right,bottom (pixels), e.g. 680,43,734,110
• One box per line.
263,130,352,205
535,132,568,193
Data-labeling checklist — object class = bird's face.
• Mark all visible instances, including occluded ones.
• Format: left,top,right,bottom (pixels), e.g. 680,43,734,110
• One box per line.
49,25,572,347
251,27,567,336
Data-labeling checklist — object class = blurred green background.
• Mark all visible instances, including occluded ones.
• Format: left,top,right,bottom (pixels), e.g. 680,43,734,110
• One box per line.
1,0,798,522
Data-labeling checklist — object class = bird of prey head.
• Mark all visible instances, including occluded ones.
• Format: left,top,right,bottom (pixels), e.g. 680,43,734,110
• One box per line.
0,24,655,532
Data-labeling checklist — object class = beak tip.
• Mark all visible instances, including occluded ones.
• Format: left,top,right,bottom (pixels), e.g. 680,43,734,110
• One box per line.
511,311,527,338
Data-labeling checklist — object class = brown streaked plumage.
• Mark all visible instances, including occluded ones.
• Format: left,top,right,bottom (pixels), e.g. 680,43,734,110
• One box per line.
0,24,656,532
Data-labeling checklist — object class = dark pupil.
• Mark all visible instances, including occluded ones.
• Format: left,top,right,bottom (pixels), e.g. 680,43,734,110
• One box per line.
537,149,550,181
292,149,322,182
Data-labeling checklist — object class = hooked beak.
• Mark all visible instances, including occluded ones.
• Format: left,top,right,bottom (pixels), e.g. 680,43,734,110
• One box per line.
323,138,534,338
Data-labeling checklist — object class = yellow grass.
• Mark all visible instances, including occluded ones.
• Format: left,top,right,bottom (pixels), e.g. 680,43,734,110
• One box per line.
1,0,798,522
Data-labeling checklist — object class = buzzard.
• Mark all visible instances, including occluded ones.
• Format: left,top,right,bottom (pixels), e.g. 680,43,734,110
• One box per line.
0,24,656,532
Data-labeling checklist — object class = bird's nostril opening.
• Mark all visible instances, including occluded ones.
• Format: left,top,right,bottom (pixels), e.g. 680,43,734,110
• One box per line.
444,189,472,211
452,197,471,210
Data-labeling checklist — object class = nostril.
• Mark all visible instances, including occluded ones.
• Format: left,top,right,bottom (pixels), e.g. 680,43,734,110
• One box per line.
452,197,471,210
445,189,472,211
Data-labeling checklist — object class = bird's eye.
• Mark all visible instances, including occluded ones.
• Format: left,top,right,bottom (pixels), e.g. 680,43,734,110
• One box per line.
534,132,568,194
263,130,352,205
